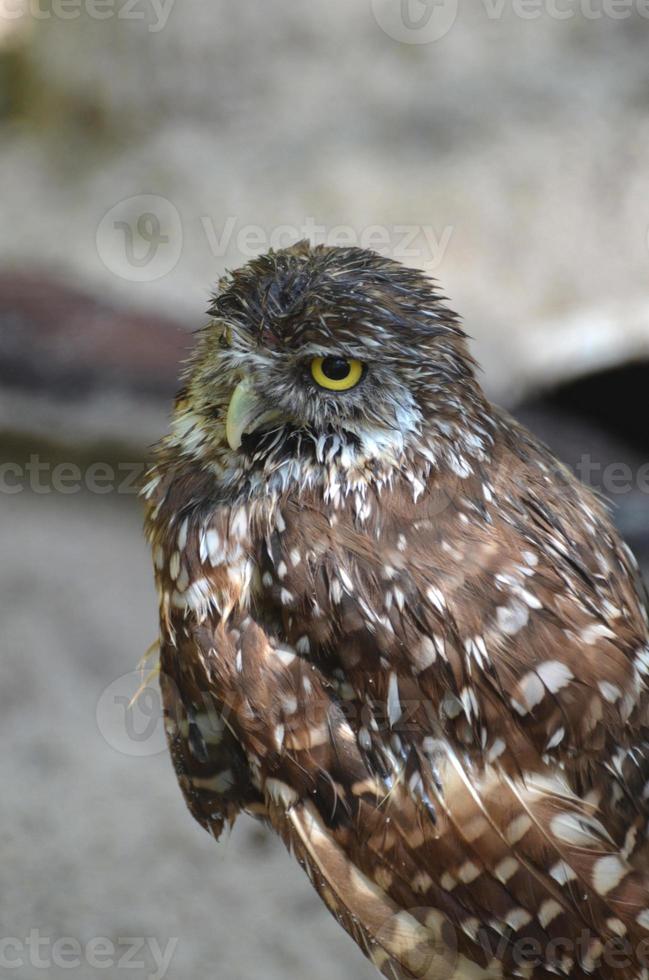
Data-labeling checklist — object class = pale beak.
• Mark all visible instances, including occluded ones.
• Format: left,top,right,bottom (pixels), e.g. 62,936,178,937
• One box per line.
225,377,282,451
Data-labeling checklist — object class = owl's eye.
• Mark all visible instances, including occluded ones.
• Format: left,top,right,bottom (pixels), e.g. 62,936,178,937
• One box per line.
311,356,364,392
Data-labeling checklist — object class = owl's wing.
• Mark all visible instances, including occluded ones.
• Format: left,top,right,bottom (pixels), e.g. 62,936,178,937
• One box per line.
251,429,649,977
159,623,264,839
185,606,649,980
294,418,649,783
178,613,465,980
149,422,649,978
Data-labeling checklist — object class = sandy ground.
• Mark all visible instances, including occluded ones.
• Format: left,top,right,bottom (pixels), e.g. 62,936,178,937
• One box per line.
0,490,376,980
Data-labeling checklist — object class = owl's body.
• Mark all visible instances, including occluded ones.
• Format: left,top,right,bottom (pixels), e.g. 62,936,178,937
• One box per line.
144,244,649,980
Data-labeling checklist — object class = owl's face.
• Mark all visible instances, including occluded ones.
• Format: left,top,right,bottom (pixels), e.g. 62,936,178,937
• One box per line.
174,243,479,484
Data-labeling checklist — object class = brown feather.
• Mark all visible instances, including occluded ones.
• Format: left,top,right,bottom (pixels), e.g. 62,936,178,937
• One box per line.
144,243,649,980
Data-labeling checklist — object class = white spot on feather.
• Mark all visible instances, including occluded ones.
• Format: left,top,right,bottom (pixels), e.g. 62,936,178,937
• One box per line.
412,637,436,672
581,939,604,974
230,507,248,540
506,815,532,844
538,899,562,928
496,601,529,635
426,585,446,613
635,646,649,675
546,727,565,750
282,695,298,715
387,673,402,727
358,727,372,751
412,871,433,894
581,622,617,644
487,738,506,762
457,861,481,884
551,813,602,848
266,778,298,808
607,918,626,937
598,681,622,703
505,908,532,932
460,686,479,721
192,770,234,793
440,872,457,891
205,529,223,567
536,660,574,693
169,551,181,581
494,857,519,884
517,671,546,711
592,855,627,896
549,860,577,886
275,646,296,667
177,518,189,551
448,453,473,479
519,588,542,609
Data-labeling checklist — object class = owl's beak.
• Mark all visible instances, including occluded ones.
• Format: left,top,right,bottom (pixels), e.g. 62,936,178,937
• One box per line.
226,377,282,451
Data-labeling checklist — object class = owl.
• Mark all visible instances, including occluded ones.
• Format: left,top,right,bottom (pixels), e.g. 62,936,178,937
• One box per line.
144,242,649,980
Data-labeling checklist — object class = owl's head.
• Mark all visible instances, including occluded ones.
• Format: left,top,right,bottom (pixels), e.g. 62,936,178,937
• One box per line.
173,242,484,490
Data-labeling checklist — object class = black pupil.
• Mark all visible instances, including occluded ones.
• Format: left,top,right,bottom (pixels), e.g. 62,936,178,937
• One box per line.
321,357,351,381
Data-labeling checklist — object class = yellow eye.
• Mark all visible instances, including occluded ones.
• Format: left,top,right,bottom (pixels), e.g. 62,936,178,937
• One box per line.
311,356,364,392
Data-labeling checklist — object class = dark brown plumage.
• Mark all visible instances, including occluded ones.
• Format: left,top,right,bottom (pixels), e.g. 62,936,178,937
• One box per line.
144,242,649,980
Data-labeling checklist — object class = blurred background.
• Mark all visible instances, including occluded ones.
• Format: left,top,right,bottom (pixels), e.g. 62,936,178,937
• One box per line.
1,2,648,978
